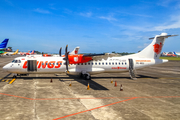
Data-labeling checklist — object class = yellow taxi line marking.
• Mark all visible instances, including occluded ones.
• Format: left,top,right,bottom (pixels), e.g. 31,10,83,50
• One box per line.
5,80,9,82
1,80,5,82
9,78,16,84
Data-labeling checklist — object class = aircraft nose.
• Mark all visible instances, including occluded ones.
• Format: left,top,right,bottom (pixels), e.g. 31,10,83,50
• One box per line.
3,64,9,71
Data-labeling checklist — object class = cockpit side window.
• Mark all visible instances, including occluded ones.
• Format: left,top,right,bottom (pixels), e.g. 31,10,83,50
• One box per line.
12,60,21,63
12,60,15,63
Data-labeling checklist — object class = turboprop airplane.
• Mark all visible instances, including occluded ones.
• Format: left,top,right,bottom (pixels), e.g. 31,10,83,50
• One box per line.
3,49,19,56
3,33,177,80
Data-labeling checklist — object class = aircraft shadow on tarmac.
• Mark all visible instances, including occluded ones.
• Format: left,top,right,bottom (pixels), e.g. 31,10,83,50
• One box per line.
60,78,109,90
91,75,159,79
4,76,109,90
2,74,158,90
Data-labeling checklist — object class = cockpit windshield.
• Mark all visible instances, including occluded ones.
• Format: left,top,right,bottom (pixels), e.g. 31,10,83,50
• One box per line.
12,60,21,63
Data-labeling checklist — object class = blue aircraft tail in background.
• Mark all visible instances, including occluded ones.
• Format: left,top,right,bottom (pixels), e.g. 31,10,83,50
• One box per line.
173,52,178,56
0,39,9,49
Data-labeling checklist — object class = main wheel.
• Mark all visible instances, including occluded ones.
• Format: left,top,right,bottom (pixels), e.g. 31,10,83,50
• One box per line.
86,75,91,80
83,74,87,80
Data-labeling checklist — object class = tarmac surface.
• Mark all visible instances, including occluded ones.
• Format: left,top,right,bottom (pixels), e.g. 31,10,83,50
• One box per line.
0,55,180,120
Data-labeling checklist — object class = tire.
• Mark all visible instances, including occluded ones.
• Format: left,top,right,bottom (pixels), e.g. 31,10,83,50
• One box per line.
83,74,87,80
80,73,83,78
86,75,91,80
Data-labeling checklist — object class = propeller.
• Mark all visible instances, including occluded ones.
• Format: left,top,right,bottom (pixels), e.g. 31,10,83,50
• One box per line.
59,47,62,57
65,45,69,73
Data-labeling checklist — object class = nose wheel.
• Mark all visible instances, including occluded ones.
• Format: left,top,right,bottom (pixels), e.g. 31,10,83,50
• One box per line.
13,75,17,78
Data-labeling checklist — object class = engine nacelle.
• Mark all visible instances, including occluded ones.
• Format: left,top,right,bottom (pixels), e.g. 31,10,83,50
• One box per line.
68,54,92,64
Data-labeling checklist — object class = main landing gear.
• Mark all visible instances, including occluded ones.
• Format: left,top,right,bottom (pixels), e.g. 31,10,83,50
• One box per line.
80,73,91,80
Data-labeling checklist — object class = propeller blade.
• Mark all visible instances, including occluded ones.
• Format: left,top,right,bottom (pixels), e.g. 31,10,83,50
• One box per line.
65,45,68,53
65,45,69,73
59,47,62,57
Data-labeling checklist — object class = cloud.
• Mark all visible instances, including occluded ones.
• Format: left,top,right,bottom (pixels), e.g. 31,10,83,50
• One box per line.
34,8,51,14
83,35,93,38
4,0,13,6
138,43,149,49
115,14,180,32
63,9,73,14
118,12,152,18
157,0,179,7
99,15,117,21
79,12,92,17
153,16,180,31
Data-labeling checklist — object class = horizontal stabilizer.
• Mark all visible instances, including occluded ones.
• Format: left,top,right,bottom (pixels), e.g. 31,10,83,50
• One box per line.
149,34,178,40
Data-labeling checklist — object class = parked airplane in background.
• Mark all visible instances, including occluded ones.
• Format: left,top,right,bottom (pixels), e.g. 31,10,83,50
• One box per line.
51,46,80,57
0,39,9,49
0,39,9,55
20,50,35,56
161,52,177,57
3,33,177,80
2,49,19,56
173,52,180,56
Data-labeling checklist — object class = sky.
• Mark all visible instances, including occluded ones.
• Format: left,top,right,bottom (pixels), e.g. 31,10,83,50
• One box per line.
0,0,180,53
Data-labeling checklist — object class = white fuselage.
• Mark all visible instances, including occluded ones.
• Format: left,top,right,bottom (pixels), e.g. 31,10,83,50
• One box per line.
3,55,167,75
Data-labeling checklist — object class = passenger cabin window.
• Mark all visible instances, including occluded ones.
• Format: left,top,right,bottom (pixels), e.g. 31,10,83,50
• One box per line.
88,63,90,65
85,63,87,65
102,62,104,65
109,62,111,65
115,62,117,65
125,62,127,65
119,62,120,65
106,62,108,65
112,62,114,65
42,63,44,65
99,63,101,65
81,63,83,65
122,62,124,65
95,63,97,65
92,63,93,65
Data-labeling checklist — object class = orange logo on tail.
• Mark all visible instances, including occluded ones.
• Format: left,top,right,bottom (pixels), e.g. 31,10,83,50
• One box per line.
153,42,162,54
